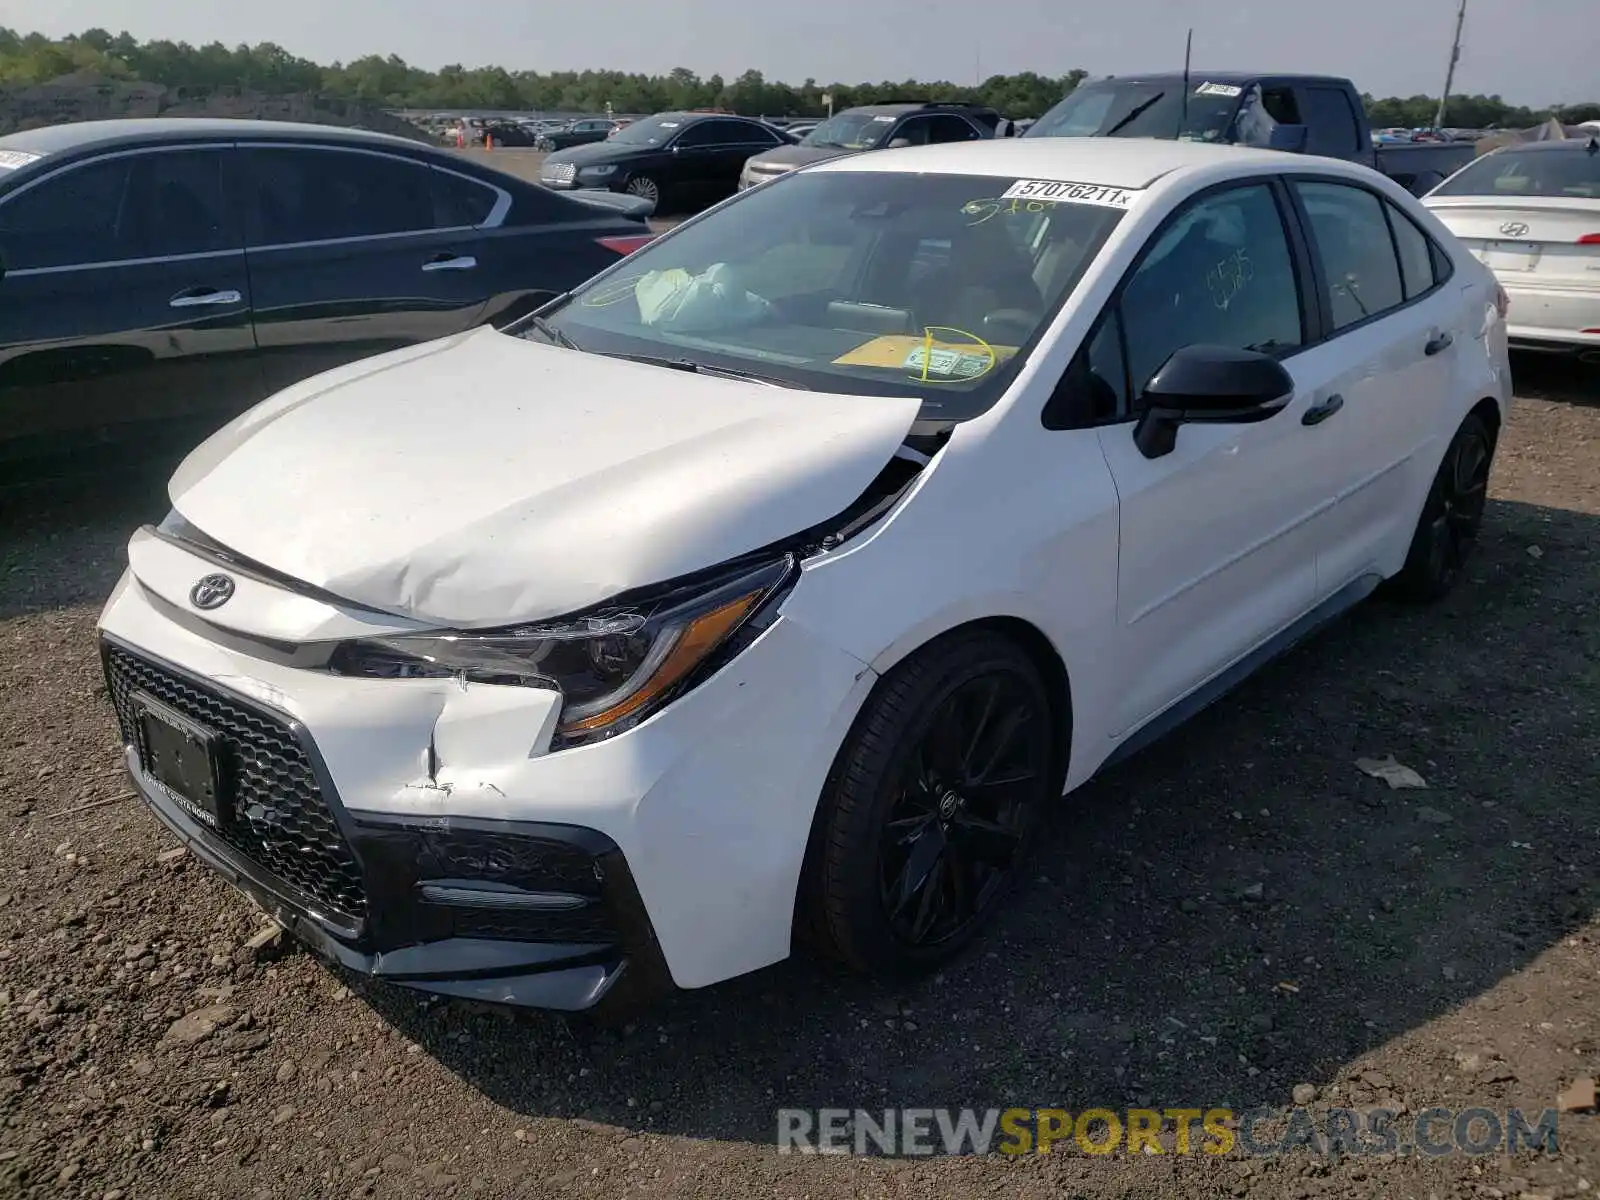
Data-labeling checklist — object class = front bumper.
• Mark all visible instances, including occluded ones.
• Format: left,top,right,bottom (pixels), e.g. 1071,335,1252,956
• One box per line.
97,566,877,1000
104,635,669,1012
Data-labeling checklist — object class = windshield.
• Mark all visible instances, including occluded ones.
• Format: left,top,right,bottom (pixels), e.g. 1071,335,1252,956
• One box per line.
1431,147,1600,198
608,116,683,147
518,171,1126,420
804,111,896,151
1026,80,1242,143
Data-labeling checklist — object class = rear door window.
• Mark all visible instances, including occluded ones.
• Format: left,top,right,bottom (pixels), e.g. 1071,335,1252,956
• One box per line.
431,168,501,228
927,115,982,144
1293,181,1405,329
1299,87,1362,157
243,147,436,246
1385,201,1439,300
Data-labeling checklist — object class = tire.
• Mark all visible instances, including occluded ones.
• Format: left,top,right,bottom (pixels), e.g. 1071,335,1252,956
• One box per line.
1389,411,1496,602
624,173,661,209
799,630,1056,978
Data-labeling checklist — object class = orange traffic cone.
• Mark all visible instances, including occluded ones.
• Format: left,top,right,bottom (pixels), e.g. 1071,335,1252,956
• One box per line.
484,130,493,151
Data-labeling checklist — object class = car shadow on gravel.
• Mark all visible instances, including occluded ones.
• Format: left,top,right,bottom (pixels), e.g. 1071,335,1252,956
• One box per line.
1512,352,1599,409
357,494,1600,1149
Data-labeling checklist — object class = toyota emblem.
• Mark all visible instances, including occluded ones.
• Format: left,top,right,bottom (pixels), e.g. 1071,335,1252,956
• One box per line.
1499,221,1529,238
189,573,236,610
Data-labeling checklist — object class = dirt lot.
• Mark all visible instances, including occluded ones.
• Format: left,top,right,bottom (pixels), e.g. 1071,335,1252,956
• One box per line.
1,357,1597,1199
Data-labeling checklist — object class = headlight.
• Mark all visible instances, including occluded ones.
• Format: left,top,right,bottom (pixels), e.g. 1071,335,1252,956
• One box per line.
582,165,616,178
328,556,794,747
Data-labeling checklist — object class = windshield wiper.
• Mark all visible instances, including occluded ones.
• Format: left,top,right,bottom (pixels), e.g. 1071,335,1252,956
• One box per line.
608,353,799,388
1103,93,1165,137
526,314,582,351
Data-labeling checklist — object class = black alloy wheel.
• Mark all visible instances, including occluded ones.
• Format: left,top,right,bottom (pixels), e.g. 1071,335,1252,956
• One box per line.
800,630,1057,976
1392,412,1495,601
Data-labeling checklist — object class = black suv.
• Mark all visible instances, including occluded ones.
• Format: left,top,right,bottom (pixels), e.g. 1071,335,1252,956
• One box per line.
738,102,1003,190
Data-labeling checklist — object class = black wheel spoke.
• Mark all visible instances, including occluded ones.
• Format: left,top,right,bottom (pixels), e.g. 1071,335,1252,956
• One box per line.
949,809,1024,865
888,826,945,918
907,856,947,942
960,680,1001,772
970,705,1030,785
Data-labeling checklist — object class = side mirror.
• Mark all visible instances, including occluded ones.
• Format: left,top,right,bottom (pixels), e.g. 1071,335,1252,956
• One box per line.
1133,345,1293,459
887,137,913,149
1268,124,1309,152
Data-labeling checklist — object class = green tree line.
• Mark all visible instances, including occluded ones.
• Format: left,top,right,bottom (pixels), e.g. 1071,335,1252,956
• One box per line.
2,27,1596,125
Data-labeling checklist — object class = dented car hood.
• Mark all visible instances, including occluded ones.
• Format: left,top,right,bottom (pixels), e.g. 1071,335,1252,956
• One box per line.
165,327,920,629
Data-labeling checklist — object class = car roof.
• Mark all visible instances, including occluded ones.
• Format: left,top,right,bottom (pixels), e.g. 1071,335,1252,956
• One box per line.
0,118,429,156
806,136,1305,188
1076,71,1352,87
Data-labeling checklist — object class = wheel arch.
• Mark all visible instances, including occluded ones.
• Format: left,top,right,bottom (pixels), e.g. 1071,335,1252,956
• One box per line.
1469,395,1502,445
790,613,1076,952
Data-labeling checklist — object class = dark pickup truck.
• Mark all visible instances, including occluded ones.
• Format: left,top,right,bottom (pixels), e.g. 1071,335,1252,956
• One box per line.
1026,72,1476,196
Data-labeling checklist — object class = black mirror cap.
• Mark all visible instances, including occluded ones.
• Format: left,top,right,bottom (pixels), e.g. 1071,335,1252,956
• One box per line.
1133,344,1293,457
1142,344,1294,421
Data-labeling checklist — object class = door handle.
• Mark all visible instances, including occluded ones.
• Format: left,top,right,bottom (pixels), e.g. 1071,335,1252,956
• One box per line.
1424,332,1454,356
1301,393,1344,426
422,254,477,272
169,288,242,309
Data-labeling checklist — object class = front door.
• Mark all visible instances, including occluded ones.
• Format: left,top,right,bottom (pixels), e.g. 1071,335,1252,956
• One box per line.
0,144,259,473
1089,180,1345,735
238,144,493,395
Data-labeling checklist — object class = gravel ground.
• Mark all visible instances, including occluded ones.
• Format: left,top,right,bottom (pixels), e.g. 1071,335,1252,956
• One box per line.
1,356,1597,1199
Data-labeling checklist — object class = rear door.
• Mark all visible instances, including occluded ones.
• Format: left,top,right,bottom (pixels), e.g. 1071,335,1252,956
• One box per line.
0,143,259,470
1294,84,1365,162
1284,178,1462,591
670,120,783,203
239,142,496,393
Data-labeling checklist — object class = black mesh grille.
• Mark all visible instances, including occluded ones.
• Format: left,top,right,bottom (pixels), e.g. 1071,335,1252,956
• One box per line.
104,644,367,921
450,905,616,944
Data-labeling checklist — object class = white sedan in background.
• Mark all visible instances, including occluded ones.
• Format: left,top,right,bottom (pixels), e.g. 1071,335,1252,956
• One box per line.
99,138,1509,1014
1424,138,1600,357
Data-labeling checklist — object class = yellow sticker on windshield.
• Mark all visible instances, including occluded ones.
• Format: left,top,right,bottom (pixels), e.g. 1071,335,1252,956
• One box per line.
832,329,1016,383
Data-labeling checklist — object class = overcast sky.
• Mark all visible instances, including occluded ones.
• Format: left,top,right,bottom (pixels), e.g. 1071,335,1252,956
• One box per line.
10,0,1593,106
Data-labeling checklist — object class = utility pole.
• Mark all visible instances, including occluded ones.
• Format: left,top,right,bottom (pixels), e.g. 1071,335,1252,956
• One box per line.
1435,0,1467,130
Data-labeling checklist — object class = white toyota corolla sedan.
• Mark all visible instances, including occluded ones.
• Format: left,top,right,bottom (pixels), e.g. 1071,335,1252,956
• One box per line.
99,138,1511,1013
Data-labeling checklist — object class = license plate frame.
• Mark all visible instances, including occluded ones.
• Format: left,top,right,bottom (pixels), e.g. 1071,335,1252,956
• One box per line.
133,690,225,828
1482,241,1539,272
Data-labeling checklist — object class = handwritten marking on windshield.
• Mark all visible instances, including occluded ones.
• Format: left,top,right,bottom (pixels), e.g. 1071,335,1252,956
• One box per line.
962,196,1053,226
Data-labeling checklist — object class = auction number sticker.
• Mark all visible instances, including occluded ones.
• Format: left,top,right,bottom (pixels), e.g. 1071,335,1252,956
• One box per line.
999,179,1143,209
0,149,43,171
1195,81,1244,97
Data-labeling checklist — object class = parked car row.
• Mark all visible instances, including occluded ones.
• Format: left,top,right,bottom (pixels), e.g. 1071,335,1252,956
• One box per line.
0,118,657,479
